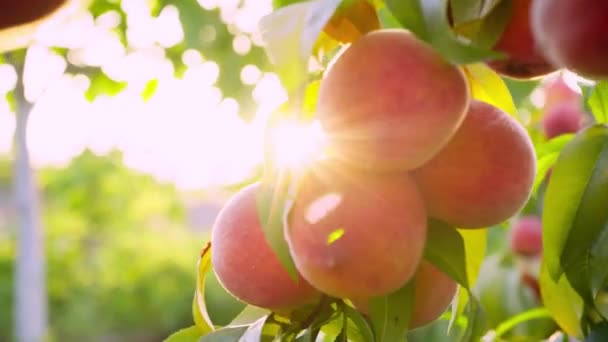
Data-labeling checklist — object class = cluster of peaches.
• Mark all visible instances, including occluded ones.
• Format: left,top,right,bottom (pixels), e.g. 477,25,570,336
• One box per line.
209,28,537,329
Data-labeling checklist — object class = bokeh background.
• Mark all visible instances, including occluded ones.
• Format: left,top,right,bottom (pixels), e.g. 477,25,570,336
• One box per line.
0,0,285,340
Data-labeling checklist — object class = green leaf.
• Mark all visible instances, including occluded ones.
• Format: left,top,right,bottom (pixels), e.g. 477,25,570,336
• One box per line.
164,326,204,342
588,82,608,124
460,0,510,50
423,220,487,341
590,226,608,297
450,228,487,335
587,321,608,342
424,219,469,288
536,134,576,158
193,243,215,334
368,280,416,342
229,305,271,326
162,0,207,49
198,325,250,342
85,72,127,102
540,259,584,338
458,228,487,290
377,5,403,29
204,269,247,326
384,0,427,39
494,308,553,338
386,0,503,65
5,91,16,113
141,78,159,102
459,294,487,342
542,124,608,310
260,0,342,93
532,134,575,196
449,0,484,25
238,316,278,342
503,77,541,109
464,63,517,116
273,0,306,9
343,305,375,342
255,179,299,281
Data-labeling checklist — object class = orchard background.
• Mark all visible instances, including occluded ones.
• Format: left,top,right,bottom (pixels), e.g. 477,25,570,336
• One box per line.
0,0,607,342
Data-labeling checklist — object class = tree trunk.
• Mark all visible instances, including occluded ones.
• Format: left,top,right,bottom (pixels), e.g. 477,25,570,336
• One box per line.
10,52,48,342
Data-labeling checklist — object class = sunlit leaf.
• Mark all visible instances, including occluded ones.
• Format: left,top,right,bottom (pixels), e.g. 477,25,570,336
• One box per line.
543,124,608,308
368,280,416,341
193,243,214,334
141,78,158,102
5,91,16,112
256,178,299,281
198,325,250,342
450,228,487,335
588,82,608,124
376,4,402,29
229,305,271,326
464,63,517,116
493,308,552,338
260,0,342,93
539,263,583,338
163,326,203,342
458,228,487,290
449,0,483,25
204,269,247,326
85,72,127,102
532,134,575,195
273,0,306,9
324,0,381,43
238,316,276,342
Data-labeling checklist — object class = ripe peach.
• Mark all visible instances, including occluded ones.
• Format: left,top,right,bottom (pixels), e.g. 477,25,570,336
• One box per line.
317,29,469,171
487,0,555,79
0,0,66,30
211,183,320,311
0,0,70,52
543,76,581,111
531,0,608,80
286,161,427,299
413,100,536,228
542,102,583,139
352,261,457,329
510,216,543,257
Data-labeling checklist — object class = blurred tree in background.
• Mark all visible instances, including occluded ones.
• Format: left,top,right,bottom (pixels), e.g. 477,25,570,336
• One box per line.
0,0,272,340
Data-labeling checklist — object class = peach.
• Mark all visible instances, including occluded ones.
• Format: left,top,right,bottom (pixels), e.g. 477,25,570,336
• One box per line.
413,100,536,228
211,183,320,311
352,261,457,329
486,0,555,79
531,0,608,80
542,102,583,139
543,76,581,111
510,216,543,257
0,0,66,30
286,161,427,299
317,29,469,171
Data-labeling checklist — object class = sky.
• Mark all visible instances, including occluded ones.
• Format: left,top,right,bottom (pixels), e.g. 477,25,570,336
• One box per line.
0,0,327,190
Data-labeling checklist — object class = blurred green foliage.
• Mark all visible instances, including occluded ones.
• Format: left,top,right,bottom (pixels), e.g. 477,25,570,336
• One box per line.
0,151,207,341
